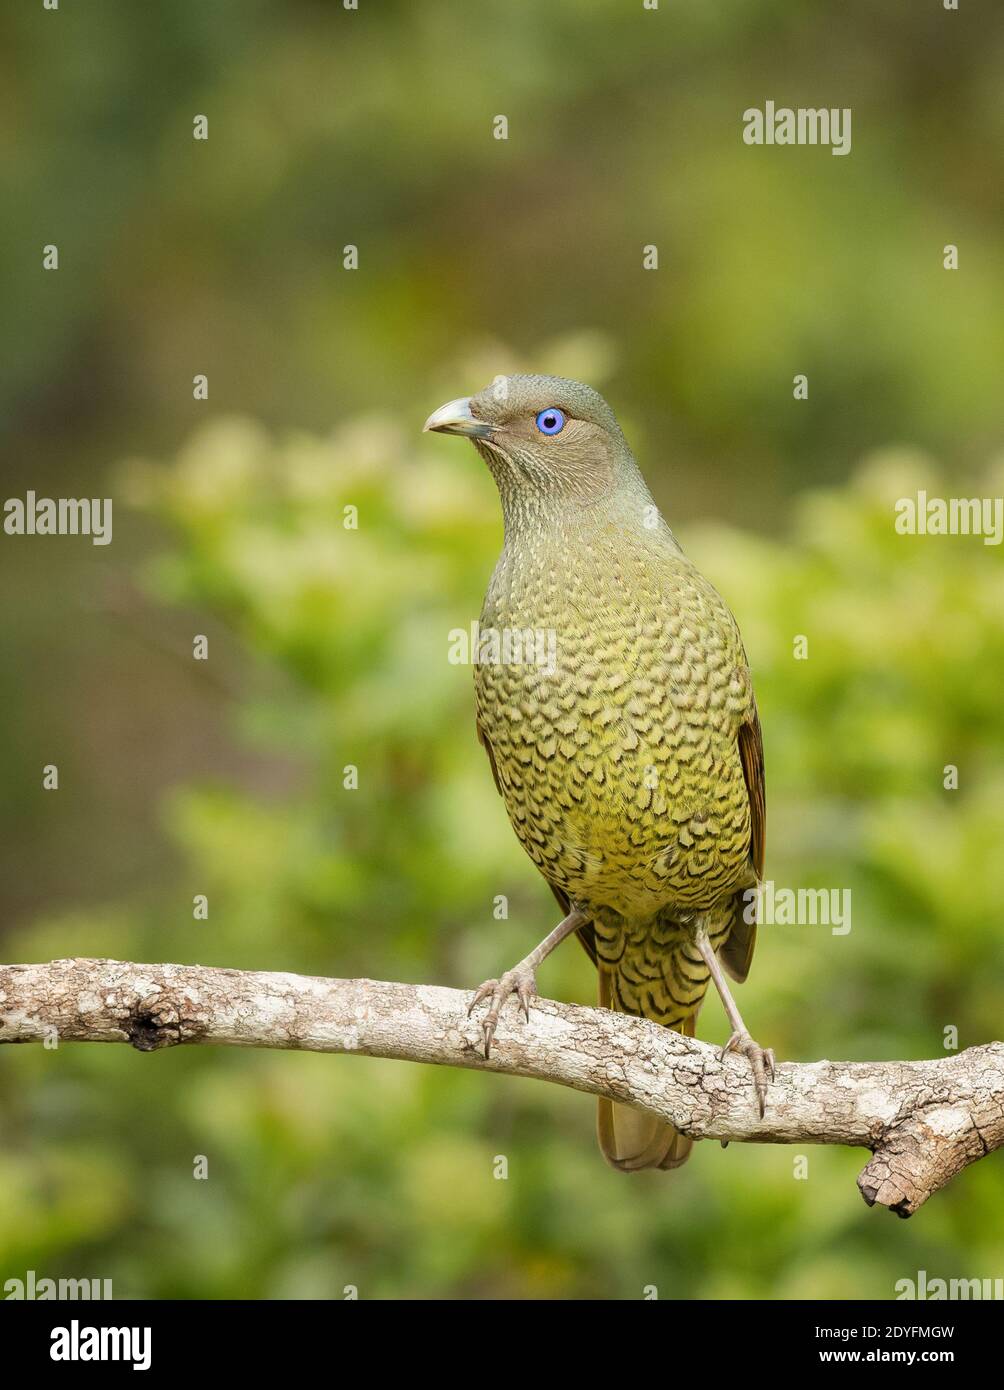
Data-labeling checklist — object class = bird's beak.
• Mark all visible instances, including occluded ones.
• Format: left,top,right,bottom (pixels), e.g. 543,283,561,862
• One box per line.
422,397,495,439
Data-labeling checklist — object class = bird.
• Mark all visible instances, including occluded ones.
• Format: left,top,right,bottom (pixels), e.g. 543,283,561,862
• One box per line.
424,375,770,1171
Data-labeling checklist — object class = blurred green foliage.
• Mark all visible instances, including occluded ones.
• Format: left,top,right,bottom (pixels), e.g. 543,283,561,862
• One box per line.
1,1,1003,1300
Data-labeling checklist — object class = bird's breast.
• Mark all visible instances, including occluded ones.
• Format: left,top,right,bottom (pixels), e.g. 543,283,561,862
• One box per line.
475,542,753,914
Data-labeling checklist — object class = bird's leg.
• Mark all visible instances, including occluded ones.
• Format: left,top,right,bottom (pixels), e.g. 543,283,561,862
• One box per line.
695,926,775,1118
468,907,587,1057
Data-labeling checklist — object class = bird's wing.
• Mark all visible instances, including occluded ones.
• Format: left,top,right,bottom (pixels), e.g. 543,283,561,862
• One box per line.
719,698,766,983
475,713,504,797
475,715,598,967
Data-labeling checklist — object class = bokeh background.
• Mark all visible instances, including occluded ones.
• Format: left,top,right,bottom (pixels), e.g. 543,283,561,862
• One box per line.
2,1,1003,1299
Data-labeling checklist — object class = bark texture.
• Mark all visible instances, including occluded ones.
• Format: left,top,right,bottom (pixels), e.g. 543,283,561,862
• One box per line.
1,957,1000,1217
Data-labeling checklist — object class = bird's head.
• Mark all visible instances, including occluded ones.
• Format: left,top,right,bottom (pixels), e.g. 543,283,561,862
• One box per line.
423,374,645,517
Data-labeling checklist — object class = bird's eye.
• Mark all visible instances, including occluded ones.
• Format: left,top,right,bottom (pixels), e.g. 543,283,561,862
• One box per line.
535,408,566,436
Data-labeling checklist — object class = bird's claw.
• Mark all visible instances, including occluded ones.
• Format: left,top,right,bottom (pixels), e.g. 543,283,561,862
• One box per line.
467,965,537,1057
720,1030,775,1118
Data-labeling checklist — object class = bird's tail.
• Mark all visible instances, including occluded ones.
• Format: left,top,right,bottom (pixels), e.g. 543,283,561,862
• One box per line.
595,962,702,1173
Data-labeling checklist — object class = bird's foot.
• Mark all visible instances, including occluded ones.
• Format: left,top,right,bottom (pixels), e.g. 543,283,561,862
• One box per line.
721,1030,776,1118
467,964,537,1058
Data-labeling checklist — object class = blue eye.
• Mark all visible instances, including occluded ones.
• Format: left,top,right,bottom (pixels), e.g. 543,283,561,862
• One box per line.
535,408,566,435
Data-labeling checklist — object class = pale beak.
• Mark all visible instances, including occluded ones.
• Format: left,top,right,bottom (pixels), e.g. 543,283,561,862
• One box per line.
422,396,495,439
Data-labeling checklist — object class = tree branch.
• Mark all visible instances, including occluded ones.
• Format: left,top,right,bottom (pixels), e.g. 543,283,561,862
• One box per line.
1,957,1001,1216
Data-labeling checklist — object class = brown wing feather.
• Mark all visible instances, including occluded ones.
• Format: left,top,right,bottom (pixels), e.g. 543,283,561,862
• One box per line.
476,716,598,966
720,701,766,983
739,703,766,879
476,715,504,797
